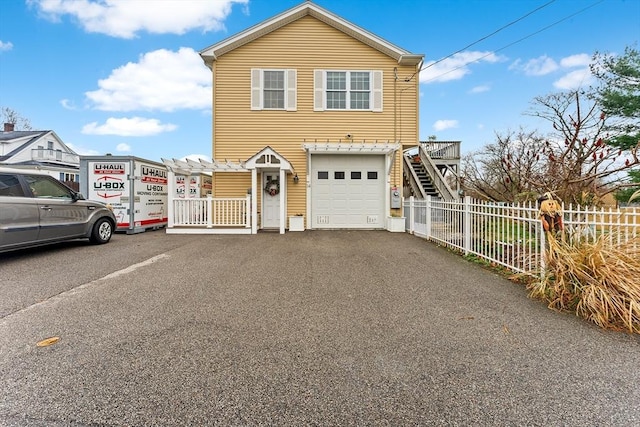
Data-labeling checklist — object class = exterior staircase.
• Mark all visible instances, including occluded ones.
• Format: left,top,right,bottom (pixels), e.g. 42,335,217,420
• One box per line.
409,158,439,198
403,141,461,201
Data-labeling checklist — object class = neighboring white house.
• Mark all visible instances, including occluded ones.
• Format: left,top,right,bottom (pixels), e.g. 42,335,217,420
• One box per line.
0,123,80,188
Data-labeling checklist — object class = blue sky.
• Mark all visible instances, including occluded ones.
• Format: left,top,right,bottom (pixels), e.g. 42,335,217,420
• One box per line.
0,0,638,162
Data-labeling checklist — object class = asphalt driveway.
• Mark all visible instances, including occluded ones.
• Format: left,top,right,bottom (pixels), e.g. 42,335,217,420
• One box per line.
1,230,639,426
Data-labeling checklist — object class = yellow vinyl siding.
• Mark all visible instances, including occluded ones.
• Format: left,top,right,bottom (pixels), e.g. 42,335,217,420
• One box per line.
211,15,420,217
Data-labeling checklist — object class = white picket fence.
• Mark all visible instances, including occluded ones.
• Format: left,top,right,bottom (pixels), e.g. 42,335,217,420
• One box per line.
171,195,251,228
404,196,640,275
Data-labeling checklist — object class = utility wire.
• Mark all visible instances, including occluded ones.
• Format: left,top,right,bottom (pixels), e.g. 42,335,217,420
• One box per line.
405,0,556,82
413,0,604,84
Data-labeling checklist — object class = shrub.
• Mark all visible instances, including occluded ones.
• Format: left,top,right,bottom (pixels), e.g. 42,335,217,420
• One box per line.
528,233,640,334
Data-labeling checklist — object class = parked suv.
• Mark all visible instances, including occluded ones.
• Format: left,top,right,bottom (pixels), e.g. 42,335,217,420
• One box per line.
0,167,116,253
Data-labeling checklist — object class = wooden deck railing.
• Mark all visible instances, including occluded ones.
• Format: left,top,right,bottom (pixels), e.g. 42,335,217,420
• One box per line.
420,141,460,159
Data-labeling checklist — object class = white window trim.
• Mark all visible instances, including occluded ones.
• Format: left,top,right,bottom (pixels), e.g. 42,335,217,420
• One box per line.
314,70,383,113
251,68,297,111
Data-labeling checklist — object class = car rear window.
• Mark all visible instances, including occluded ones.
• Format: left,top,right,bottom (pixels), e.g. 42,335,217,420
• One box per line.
0,174,26,197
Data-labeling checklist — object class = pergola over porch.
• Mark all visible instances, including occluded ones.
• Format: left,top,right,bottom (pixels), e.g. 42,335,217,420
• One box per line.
162,147,295,235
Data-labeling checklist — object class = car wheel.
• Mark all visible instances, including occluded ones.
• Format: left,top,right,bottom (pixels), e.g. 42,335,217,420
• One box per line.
90,218,113,244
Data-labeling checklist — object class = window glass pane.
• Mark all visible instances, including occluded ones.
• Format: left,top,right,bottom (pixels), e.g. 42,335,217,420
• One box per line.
327,92,346,109
263,70,285,109
326,72,346,110
350,92,370,110
264,90,284,109
351,171,361,179
0,174,26,197
263,71,284,89
327,72,346,90
334,171,345,180
24,175,71,198
350,72,370,91
318,171,329,179
367,171,378,180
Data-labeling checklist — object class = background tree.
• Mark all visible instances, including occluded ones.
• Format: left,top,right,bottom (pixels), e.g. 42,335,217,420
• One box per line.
590,46,639,150
462,90,639,205
526,90,638,205
461,129,547,202
1,107,32,130
590,46,640,203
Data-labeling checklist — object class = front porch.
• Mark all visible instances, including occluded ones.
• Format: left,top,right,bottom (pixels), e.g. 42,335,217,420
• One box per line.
162,147,294,235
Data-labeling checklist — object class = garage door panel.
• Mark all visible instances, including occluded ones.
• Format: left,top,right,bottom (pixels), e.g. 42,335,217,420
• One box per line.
311,154,385,229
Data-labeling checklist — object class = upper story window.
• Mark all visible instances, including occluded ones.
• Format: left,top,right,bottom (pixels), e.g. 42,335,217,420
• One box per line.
251,69,297,111
326,71,370,110
315,70,383,112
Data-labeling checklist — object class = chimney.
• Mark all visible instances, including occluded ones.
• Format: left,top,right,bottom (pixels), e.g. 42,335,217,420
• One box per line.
3,123,15,132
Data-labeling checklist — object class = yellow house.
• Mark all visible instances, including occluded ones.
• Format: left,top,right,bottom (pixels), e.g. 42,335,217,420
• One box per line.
164,1,429,234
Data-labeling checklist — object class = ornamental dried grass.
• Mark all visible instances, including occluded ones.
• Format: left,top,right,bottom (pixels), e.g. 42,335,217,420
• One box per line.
528,233,640,334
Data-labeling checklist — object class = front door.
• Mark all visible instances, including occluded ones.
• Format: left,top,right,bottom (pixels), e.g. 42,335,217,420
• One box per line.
262,172,280,229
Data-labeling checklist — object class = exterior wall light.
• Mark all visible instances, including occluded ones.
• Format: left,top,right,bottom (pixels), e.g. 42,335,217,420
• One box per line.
293,174,299,184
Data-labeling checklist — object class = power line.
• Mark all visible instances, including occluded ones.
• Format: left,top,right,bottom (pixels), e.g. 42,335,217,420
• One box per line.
414,0,604,84
404,0,557,82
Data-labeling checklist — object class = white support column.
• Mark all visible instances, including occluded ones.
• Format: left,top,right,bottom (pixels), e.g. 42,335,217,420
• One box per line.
245,194,251,229
279,168,286,234
251,169,258,234
167,169,175,228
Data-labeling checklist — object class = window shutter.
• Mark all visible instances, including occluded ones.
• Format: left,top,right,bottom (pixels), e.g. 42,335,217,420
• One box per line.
286,69,297,111
251,68,262,110
372,70,383,112
314,70,325,111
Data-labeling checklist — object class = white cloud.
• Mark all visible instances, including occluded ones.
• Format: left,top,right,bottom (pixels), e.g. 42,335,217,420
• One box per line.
433,120,459,131
553,68,594,90
85,47,211,112
469,85,490,94
510,55,558,76
0,40,13,51
560,53,590,68
420,51,504,84
81,117,177,136
116,143,131,152
28,0,248,38
60,99,77,110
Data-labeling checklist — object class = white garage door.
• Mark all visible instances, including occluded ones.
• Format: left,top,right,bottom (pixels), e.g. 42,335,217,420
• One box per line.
310,154,385,229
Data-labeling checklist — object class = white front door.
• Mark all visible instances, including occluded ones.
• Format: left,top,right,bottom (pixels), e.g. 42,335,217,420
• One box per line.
262,172,280,228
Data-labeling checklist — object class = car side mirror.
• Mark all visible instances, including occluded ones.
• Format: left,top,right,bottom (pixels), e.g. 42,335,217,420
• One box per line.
72,191,85,201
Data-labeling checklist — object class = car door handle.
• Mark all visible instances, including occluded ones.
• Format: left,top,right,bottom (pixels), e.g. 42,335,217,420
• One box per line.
40,206,52,211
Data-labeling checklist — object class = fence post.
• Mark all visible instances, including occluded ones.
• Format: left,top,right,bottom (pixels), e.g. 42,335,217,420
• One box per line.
539,226,546,278
409,196,415,235
207,194,213,229
463,196,471,255
425,195,432,239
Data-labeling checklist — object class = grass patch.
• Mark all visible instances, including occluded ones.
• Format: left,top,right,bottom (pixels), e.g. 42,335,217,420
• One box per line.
527,233,640,334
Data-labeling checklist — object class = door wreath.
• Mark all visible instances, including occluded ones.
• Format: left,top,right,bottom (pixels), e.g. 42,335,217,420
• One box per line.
264,179,280,196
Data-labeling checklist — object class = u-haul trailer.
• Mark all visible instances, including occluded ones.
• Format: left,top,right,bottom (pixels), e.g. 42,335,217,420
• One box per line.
174,173,212,199
80,155,168,234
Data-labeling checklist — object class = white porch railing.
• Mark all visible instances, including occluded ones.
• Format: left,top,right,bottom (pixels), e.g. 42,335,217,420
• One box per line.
171,195,251,228
404,196,640,276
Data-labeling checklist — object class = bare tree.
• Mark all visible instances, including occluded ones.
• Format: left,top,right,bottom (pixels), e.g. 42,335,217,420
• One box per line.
1,107,32,130
462,128,547,202
526,90,639,205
